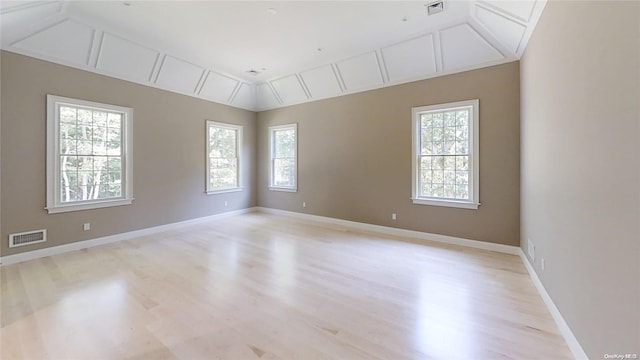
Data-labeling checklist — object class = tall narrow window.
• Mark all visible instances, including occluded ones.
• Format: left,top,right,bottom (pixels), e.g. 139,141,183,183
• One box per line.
46,95,133,214
206,121,242,194
269,123,297,191
412,99,479,209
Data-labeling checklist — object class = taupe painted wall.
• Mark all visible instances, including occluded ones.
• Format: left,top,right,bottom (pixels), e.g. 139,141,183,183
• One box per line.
1,51,257,256
258,62,520,246
521,1,639,357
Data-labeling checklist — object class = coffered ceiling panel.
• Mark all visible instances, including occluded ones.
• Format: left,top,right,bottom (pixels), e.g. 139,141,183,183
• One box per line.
480,0,536,22
96,33,159,83
475,6,527,54
299,65,343,100
0,1,61,31
257,83,281,110
200,71,240,104
382,34,437,83
11,19,94,66
440,24,504,71
155,55,205,95
231,83,256,110
270,75,309,106
1,1,549,111
336,51,384,92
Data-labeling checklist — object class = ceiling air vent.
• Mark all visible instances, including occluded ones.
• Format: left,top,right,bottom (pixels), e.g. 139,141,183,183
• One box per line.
426,1,444,16
9,229,47,248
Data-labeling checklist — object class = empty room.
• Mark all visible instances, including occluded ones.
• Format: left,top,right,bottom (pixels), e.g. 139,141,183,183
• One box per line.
1,1,638,359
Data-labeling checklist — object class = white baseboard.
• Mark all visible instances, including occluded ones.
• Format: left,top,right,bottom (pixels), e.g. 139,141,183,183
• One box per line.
256,207,520,255
518,249,588,360
0,207,258,266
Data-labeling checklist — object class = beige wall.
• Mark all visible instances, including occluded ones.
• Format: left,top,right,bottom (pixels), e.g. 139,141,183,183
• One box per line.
258,62,521,246
1,51,257,256
521,1,640,357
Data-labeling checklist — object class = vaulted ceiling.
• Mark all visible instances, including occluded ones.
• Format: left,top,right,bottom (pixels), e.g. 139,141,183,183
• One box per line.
1,1,547,111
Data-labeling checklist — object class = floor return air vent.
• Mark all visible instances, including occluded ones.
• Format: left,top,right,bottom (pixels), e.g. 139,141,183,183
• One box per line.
9,229,47,248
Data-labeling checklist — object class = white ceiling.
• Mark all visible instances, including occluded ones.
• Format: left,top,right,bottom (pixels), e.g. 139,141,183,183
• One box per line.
0,1,547,111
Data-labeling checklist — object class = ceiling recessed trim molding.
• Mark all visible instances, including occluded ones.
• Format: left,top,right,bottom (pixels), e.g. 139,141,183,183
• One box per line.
1,0,548,111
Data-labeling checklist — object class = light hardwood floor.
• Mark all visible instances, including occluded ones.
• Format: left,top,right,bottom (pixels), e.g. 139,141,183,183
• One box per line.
1,212,572,359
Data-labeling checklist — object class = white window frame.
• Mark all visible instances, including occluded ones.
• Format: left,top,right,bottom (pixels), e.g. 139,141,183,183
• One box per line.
269,123,298,192
46,95,134,214
411,99,480,209
206,120,243,194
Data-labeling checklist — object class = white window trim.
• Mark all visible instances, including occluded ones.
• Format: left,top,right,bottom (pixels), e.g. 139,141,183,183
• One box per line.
46,95,134,214
206,120,243,195
411,99,480,210
269,123,298,192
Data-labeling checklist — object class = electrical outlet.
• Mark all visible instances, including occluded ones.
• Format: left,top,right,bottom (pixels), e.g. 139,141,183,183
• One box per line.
527,238,535,261
83,223,91,231
541,258,545,271
303,202,306,208
391,213,397,220
224,201,228,207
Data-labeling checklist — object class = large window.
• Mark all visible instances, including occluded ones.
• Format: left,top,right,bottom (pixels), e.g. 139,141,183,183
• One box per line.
269,123,297,191
412,99,479,209
206,121,242,194
46,95,133,214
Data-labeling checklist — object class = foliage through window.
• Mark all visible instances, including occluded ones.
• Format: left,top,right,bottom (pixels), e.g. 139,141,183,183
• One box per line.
206,121,242,194
269,124,297,191
46,95,133,213
412,99,479,209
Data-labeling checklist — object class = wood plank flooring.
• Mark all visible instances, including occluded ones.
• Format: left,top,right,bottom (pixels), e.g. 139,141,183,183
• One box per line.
1,212,573,359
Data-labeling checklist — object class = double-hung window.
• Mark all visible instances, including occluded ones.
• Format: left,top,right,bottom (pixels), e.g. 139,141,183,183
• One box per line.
412,99,479,209
206,121,242,194
46,95,133,213
269,124,297,191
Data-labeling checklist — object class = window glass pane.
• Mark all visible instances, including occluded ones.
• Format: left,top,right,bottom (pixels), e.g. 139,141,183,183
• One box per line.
431,156,444,170
456,170,469,184
456,110,469,126
60,106,77,123
107,113,122,128
444,126,455,141
443,140,455,155
432,127,443,143
456,126,468,141
210,127,237,158
455,156,469,171
444,111,456,127
421,140,433,155
210,158,238,188
432,113,443,127
92,127,107,155
77,109,92,126
93,111,108,127
444,156,455,170
455,184,469,199
60,137,77,155
421,114,433,128
107,127,122,155
274,158,296,186
274,129,295,157
443,184,455,198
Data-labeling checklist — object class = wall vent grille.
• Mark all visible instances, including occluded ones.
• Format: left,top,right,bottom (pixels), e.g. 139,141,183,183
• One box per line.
9,229,47,248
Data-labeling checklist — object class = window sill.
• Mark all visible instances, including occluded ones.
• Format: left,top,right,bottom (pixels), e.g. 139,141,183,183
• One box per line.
46,198,134,214
206,187,243,195
269,186,297,193
411,198,480,210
